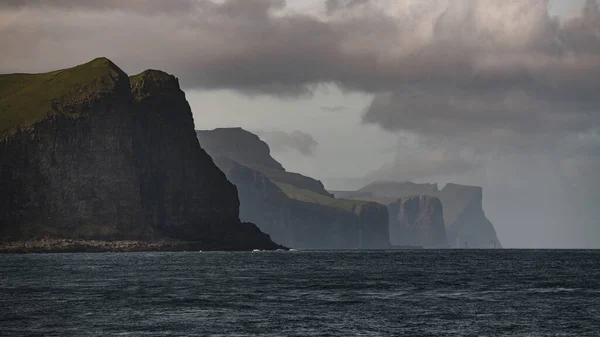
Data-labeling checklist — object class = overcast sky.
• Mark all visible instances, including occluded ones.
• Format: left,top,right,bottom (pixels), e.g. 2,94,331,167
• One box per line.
1,0,598,248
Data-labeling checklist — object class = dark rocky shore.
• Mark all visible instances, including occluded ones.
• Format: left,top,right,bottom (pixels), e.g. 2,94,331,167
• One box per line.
0,238,287,254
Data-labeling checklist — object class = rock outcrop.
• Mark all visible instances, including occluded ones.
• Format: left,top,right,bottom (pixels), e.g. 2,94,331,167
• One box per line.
199,130,391,249
0,58,281,251
334,181,502,248
388,196,448,248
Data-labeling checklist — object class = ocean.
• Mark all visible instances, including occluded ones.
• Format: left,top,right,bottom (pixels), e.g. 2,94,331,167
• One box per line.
1,250,599,336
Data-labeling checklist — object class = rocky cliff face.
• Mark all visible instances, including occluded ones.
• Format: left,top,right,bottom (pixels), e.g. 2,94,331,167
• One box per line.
130,70,242,241
197,128,333,197
336,181,502,248
357,202,390,249
208,145,390,249
388,196,448,248
213,156,291,245
0,58,281,250
438,184,501,249
1,59,142,240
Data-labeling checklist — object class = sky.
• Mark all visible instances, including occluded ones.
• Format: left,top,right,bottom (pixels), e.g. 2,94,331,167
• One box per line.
0,0,598,248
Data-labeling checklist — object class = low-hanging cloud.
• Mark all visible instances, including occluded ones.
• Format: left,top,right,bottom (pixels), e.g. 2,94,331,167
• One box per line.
366,149,479,183
363,133,482,182
255,130,319,156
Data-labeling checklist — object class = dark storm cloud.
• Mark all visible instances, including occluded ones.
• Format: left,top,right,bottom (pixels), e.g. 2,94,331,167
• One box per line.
357,0,600,151
362,87,598,153
2,1,599,95
1,0,599,146
255,130,318,156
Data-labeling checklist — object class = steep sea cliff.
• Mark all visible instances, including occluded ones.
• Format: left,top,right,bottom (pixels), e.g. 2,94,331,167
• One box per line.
0,58,281,251
198,129,390,249
335,182,502,248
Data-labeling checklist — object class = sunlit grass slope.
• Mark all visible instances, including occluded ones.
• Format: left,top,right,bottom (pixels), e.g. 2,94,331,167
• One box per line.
274,181,370,214
0,57,124,138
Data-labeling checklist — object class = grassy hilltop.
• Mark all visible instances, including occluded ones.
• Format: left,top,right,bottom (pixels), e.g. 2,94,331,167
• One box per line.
0,57,124,138
274,181,370,215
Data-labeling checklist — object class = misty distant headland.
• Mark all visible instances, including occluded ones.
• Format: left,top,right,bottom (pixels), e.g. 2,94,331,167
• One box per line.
197,127,501,249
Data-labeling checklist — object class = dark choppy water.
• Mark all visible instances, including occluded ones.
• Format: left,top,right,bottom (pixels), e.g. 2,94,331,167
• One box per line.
1,250,600,336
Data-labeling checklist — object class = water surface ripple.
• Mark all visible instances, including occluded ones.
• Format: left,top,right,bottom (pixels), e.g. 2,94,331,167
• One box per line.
1,250,599,336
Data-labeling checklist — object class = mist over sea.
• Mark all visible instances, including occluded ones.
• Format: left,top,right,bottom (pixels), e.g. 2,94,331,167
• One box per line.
2,250,599,336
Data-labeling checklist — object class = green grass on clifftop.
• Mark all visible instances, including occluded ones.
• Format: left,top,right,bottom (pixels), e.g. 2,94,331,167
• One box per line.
274,181,370,214
129,69,179,102
0,57,124,138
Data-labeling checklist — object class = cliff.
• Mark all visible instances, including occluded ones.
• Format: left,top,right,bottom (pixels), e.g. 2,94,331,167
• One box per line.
197,128,333,197
438,183,501,249
388,196,448,248
0,58,281,251
204,135,390,249
335,182,502,248
275,181,389,249
196,127,284,171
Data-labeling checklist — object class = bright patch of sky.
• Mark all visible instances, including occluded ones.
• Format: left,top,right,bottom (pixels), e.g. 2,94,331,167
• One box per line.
188,86,395,187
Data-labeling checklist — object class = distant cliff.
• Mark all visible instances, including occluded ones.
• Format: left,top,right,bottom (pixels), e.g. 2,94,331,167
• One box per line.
196,127,285,171
333,181,502,248
0,58,281,251
199,130,390,249
388,196,448,248
438,184,501,249
197,128,333,197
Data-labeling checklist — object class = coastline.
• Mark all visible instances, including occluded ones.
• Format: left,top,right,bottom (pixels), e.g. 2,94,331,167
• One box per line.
0,239,287,254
